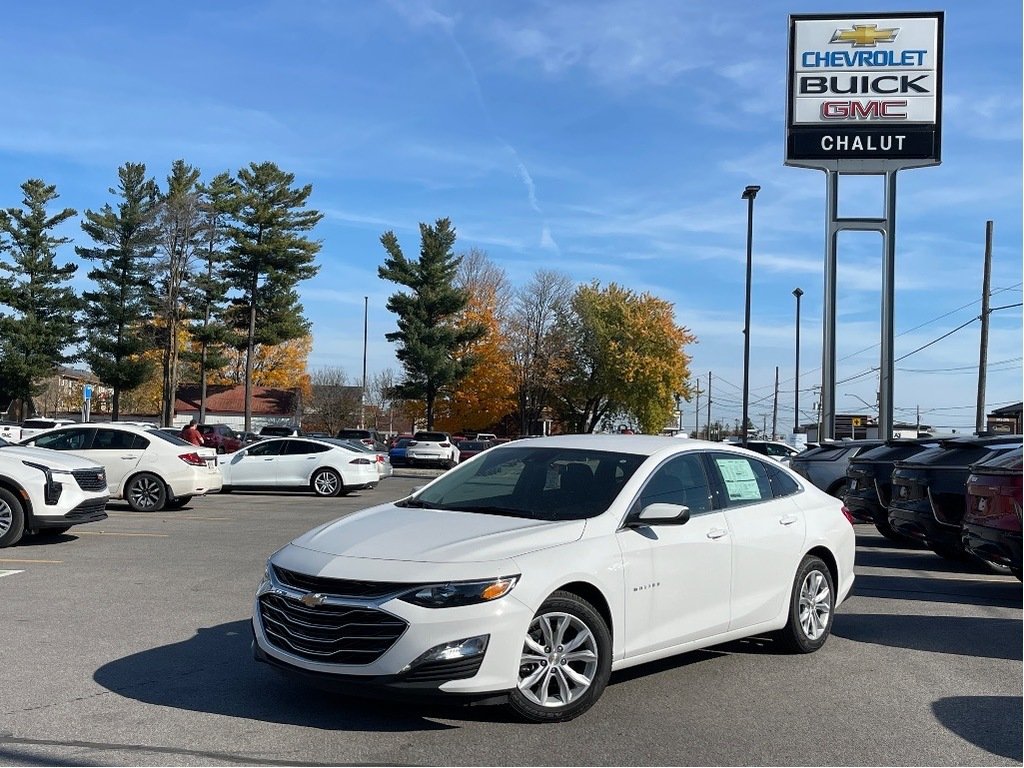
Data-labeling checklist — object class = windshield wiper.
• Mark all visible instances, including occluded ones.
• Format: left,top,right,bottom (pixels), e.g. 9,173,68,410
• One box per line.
439,504,537,519
395,498,439,509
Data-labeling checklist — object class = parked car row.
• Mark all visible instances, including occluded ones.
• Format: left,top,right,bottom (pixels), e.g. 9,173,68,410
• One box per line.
840,435,1022,577
0,423,397,548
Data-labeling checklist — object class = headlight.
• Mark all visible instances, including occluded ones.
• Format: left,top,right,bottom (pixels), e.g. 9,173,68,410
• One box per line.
399,575,519,608
256,562,273,596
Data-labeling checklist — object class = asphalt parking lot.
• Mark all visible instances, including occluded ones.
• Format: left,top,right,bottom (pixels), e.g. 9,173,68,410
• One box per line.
1,472,1020,767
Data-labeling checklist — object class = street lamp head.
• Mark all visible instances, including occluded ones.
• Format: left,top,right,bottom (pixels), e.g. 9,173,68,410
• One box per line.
793,287,804,299
741,185,761,200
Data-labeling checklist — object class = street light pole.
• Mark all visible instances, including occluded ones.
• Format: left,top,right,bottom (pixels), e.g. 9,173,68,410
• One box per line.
741,185,760,449
793,287,803,434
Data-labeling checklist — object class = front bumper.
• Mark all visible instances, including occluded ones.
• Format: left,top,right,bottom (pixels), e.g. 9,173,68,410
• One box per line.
252,577,532,697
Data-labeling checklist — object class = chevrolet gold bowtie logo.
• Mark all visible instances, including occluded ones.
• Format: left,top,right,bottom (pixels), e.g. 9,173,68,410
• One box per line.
830,24,899,47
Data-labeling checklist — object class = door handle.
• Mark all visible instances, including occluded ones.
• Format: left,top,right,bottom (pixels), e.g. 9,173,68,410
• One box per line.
120,455,136,460
779,514,799,526
706,528,728,540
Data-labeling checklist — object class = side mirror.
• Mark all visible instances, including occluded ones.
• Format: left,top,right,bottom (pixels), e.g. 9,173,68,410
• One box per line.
631,503,691,527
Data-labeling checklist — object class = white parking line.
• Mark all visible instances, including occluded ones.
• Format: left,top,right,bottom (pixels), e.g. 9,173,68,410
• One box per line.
0,569,24,578
75,531,170,538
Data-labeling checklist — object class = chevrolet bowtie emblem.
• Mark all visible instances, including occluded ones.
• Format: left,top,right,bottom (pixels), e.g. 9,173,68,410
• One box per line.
300,593,326,607
830,24,899,47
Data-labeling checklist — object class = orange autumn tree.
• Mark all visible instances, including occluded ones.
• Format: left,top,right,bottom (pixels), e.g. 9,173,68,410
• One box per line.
215,335,312,399
433,250,515,434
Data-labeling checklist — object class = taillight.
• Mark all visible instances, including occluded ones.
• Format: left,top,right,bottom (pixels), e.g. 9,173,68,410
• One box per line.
179,452,206,466
408,440,418,446
349,458,373,465
840,505,856,525
376,455,384,463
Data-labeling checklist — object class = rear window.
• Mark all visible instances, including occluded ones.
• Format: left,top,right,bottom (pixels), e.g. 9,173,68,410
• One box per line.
149,430,192,446
336,429,370,439
261,426,295,436
414,432,449,442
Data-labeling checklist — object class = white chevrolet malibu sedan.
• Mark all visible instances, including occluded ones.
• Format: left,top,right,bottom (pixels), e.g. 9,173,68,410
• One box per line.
252,435,855,722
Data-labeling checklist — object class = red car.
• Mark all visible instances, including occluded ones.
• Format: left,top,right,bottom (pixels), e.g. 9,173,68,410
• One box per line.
962,446,1022,580
197,423,243,454
454,439,493,463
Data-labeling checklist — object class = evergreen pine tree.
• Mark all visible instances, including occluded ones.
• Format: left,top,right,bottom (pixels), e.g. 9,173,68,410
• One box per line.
190,171,237,422
223,162,322,432
0,180,80,420
378,218,486,429
77,163,160,420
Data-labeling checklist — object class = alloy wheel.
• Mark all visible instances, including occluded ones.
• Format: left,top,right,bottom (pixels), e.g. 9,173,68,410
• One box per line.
0,499,11,536
129,476,163,510
517,611,599,708
798,569,831,640
314,471,339,496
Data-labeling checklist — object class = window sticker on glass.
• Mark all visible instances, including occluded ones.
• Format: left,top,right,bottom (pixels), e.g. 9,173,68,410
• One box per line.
716,458,761,501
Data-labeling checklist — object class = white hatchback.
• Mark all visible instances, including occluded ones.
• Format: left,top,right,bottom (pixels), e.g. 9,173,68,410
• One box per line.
252,434,856,722
221,437,379,496
21,424,222,511
405,431,460,468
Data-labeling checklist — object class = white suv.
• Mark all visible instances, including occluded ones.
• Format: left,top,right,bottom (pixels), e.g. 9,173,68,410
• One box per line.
0,437,110,548
405,431,460,468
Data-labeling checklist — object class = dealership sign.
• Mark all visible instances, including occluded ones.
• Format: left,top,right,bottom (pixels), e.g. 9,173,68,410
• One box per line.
786,12,943,170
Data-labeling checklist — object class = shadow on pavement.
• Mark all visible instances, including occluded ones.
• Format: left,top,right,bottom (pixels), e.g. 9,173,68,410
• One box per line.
853,572,1022,607
932,695,1023,761
832,613,1022,660
93,620,476,731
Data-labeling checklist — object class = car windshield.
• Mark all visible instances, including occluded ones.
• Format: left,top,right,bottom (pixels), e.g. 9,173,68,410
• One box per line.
399,446,646,520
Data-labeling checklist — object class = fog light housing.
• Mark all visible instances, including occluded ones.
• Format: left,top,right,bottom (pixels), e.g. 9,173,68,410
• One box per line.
401,634,489,674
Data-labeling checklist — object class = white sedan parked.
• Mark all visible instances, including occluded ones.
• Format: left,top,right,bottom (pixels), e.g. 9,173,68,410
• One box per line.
21,424,222,512
221,437,379,497
252,435,856,722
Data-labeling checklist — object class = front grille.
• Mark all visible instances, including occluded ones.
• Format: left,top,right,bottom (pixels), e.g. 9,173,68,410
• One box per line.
73,468,107,491
400,655,484,683
272,565,415,599
258,594,406,664
65,498,108,521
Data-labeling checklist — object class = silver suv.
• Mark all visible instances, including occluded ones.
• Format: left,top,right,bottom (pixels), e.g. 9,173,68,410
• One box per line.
0,437,110,547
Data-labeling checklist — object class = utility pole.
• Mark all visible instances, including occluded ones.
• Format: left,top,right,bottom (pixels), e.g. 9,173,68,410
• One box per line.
771,366,779,440
976,221,993,435
706,371,712,441
361,296,368,429
916,404,921,438
694,379,702,438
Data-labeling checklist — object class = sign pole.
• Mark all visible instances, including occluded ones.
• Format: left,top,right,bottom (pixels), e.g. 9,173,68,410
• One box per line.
879,170,898,440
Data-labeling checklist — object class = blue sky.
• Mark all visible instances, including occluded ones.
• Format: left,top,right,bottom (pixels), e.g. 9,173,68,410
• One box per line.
2,0,1020,433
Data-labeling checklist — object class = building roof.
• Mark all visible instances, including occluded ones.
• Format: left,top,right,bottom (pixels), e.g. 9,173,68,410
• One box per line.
990,402,1023,416
175,384,297,416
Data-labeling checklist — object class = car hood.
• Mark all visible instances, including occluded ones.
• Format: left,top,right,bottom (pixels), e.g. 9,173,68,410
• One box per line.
0,444,101,471
291,503,586,564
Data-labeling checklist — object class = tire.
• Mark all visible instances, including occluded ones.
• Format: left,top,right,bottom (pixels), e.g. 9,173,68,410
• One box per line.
0,488,26,548
311,468,343,498
125,473,168,512
508,590,612,723
825,480,847,499
1011,567,1022,582
777,555,835,654
165,496,193,510
220,486,233,494
37,526,71,537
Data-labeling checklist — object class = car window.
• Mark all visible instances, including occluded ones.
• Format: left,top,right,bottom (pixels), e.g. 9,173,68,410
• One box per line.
637,454,712,514
710,453,773,507
32,427,94,451
282,440,330,455
765,462,801,498
149,429,192,446
246,440,285,457
93,428,148,450
414,432,448,442
766,443,793,457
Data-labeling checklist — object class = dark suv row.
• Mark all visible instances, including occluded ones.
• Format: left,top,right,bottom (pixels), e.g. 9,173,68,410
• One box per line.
844,435,1022,577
